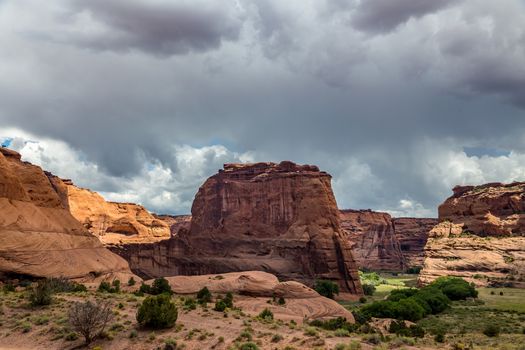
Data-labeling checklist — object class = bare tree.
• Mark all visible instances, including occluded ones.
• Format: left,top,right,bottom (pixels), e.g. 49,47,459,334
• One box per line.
68,300,113,344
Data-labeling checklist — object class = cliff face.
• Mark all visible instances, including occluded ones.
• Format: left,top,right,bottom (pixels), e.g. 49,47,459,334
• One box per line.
0,147,133,281
114,161,362,295
420,183,525,287
54,182,171,244
340,210,405,271
393,218,438,268
153,214,191,236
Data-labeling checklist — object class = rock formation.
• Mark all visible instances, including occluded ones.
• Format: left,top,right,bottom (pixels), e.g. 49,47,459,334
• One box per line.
339,210,405,271
53,182,171,244
393,217,438,268
419,183,525,287
114,162,363,295
153,271,355,322
0,147,134,281
154,214,191,236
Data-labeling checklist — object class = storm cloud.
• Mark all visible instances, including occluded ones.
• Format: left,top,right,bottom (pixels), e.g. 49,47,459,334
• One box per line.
0,0,524,216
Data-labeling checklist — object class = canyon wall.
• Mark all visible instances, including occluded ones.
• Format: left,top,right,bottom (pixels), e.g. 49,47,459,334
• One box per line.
420,183,525,287
54,182,171,244
393,218,438,268
339,210,405,271
113,162,363,295
0,147,133,281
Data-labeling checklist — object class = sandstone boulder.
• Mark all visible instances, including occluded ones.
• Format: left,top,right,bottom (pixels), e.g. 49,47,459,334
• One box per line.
0,147,134,281
151,271,355,322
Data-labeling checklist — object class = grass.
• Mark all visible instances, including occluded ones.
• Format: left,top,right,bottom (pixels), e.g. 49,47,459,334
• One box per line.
477,288,525,313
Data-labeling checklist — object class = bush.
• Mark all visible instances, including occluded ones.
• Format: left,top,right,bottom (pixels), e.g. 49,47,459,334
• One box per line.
314,280,339,299
224,292,234,308
214,299,227,312
46,277,87,293
362,284,376,296
128,277,136,286
359,296,367,303
361,298,426,322
406,266,422,274
334,328,350,337
150,277,172,295
2,283,15,293
258,308,274,320
28,280,53,306
428,277,477,300
240,343,259,350
137,294,178,329
69,300,113,344
139,282,151,294
196,287,212,304
412,287,450,314
278,297,286,305
309,317,356,331
97,280,120,293
483,324,500,337
434,332,445,342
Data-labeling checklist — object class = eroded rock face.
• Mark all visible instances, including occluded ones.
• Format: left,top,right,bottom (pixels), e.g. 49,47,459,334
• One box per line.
340,210,405,271
0,147,133,281
115,161,362,295
54,182,171,244
153,214,191,236
419,183,525,287
393,218,438,268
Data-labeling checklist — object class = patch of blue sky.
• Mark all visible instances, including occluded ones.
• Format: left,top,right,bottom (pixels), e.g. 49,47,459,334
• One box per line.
463,146,511,158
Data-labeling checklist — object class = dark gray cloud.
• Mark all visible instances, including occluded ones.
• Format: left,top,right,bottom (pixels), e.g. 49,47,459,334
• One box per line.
352,0,461,34
0,0,524,216
67,0,243,56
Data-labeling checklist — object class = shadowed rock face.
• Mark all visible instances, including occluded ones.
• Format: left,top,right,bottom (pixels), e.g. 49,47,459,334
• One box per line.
0,147,133,281
340,210,405,271
420,183,525,287
153,214,191,237
113,161,363,295
393,218,438,268
51,181,171,244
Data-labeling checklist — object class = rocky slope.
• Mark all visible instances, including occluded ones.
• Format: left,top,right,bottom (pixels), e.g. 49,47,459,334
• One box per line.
420,183,525,287
54,182,171,244
0,147,133,281
154,271,355,322
114,161,363,295
393,217,438,268
340,210,405,271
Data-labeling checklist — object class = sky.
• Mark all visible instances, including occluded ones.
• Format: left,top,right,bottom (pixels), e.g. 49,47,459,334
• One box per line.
1,0,525,217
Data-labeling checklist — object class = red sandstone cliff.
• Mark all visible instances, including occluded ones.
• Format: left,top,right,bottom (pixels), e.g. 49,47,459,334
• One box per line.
153,214,191,236
0,147,134,281
339,210,405,271
420,183,525,287
113,161,363,295
393,217,437,268
51,181,171,244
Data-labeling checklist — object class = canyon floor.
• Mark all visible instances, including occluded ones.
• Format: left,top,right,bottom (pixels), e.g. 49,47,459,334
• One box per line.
0,274,524,350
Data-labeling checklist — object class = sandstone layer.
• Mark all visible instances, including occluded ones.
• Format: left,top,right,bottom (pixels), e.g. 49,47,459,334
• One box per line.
340,210,405,271
393,217,438,268
0,147,133,281
154,214,192,236
115,162,362,295
152,271,355,322
55,182,171,244
420,183,525,287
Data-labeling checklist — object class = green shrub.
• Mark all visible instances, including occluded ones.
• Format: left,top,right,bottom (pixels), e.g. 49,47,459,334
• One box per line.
434,332,445,342
240,342,259,350
196,287,212,304
271,334,283,342
97,280,120,293
278,297,286,305
361,298,425,321
483,324,500,337
309,317,356,332
2,283,15,293
139,282,151,294
388,320,425,338
128,277,136,286
258,308,274,320
164,338,177,350
65,332,78,341
428,277,477,300
359,296,367,303
214,299,227,312
137,294,178,329
150,277,172,295
223,292,234,308
334,328,350,337
362,284,376,296
28,280,53,306
406,266,422,274
314,280,339,299
184,298,197,310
